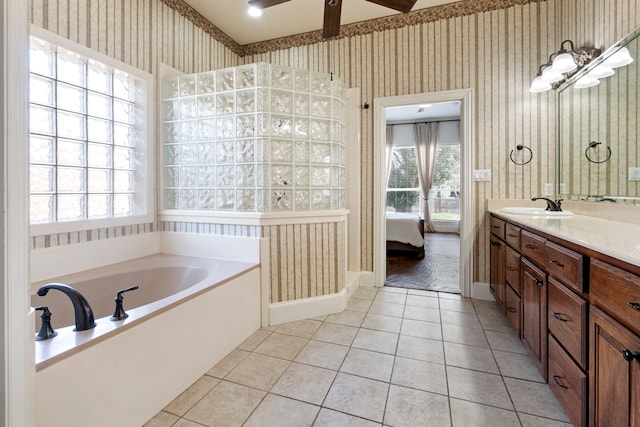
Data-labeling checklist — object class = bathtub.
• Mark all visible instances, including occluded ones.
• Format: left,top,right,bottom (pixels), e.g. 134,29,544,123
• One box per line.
33,252,261,427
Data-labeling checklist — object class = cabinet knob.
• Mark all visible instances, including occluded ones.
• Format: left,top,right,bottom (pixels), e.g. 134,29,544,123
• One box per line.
549,260,565,268
622,349,640,362
628,302,640,312
552,375,569,389
552,312,569,322
534,278,544,286
524,244,536,249
506,307,517,313
506,266,516,272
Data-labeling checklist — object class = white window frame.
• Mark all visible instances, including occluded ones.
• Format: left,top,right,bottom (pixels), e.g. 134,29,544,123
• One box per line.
29,25,155,236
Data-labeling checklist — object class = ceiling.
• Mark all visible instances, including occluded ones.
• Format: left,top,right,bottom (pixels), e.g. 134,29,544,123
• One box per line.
183,0,460,45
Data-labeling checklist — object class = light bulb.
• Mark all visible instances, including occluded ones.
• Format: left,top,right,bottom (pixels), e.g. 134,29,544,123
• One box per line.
247,5,263,17
551,53,578,73
589,65,615,79
540,66,564,83
529,76,552,93
574,75,600,89
603,47,634,68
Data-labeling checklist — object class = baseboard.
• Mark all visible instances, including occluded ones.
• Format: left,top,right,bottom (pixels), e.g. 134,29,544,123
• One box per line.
359,271,375,287
269,289,348,325
471,282,495,301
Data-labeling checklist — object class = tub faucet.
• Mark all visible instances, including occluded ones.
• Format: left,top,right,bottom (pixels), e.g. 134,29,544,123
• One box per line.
36,283,96,331
532,197,563,212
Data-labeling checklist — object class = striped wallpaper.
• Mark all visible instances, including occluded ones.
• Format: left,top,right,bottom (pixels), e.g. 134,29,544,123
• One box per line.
28,0,640,299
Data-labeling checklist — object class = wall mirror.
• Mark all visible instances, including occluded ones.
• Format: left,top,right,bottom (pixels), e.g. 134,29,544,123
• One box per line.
558,26,640,205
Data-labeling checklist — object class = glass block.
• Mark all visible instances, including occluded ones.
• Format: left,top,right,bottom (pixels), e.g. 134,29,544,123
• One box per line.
163,189,178,209
255,189,268,212
256,88,270,111
332,76,345,97
271,65,293,90
216,117,235,139
271,116,292,138
294,141,309,163
29,39,55,77
236,139,255,162
88,61,112,94
236,64,256,89
30,75,54,106
114,123,135,146
255,113,270,137
58,111,86,140
311,166,331,187
163,144,179,165
271,90,293,114
237,164,256,187
163,166,179,187
294,69,310,92
197,72,215,94
271,139,293,162
310,119,331,141
271,190,292,210
114,146,134,169
57,50,86,87
58,194,86,220
180,97,198,119
294,118,309,139
256,63,270,87
179,144,198,165
311,189,331,210
162,100,179,121
236,89,256,113
332,98,345,120
237,190,255,211
58,167,85,192
294,94,310,116
255,138,268,162
88,92,112,119
271,164,292,187
88,169,112,192
88,194,110,218
164,122,179,143
294,166,309,186
333,144,346,166
114,170,134,192
30,165,54,193
332,189,345,209
310,96,331,118
114,72,133,101
30,105,55,135
179,166,198,187
179,189,198,210
216,189,235,210
216,165,235,187
198,189,216,209
88,143,112,168
332,166,345,187
216,69,235,91
198,142,217,164
310,143,331,164
162,76,180,98
30,135,55,164
311,72,331,95
198,166,216,187
58,138,86,166
179,120,198,142
179,75,197,97
294,190,310,210
215,93,235,115
30,195,54,222
114,99,135,124
236,115,255,138
197,95,216,117
56,82,86,113
255,164,268,186
87,117,112,143
216,140,235,163
197,118,216,141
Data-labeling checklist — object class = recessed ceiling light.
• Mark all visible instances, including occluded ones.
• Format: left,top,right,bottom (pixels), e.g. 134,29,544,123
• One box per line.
247,5,263,17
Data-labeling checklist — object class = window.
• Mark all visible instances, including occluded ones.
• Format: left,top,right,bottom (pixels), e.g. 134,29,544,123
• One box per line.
428,144,460,220
29,29,153,233
386,146,420,213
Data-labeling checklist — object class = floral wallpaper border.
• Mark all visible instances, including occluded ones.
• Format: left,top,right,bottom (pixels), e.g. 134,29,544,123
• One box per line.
161,0,545,57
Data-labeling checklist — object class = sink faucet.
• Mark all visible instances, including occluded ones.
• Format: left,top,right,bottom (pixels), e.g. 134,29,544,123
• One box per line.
36,283,96,331
532,197,563,212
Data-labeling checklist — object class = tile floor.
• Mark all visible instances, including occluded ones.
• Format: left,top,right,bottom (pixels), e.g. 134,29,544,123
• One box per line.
144,286,571,427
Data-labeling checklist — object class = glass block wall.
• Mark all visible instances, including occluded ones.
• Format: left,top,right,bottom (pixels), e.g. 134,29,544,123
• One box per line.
161,63,347,212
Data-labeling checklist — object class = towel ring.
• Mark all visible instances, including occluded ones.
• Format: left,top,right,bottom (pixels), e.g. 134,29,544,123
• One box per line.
509,145,533,165
585,141,611,164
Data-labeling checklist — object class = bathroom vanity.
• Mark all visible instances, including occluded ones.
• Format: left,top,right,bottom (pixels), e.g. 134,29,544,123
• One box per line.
488,207,640,427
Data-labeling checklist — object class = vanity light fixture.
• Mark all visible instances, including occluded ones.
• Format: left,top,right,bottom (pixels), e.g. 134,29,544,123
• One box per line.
574,75,600,89
602,46,634,68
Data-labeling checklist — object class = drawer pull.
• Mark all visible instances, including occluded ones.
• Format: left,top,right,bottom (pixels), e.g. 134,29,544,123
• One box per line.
622,350,640,362
628,302,640,312
524,244,537,249
491,225,500,229
549,260,565,268
506,307,517,313
552,375,569,389
508,233,518,237
552,312,569,322
534,278,544,286
506,266,516,272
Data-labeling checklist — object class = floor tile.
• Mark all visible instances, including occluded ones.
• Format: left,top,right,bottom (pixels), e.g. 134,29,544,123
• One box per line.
403,305,441,322
206,348,250,378
143,411,180,427
478,313,515,333
519,413,573,427
295,339,349,370
237,329,272,351
444,341,500,374
504,377,570,422
224,353,290,391
396,335,445,364
374,291,407,305
380,286,408,294
472,300,505,318
407,289,439,298
184,380,265,426
391,356,448,395
442,323,489,348
494,350,545,382
164,375,219,416
325,309,367,327
312,322,359,346
172,418,204,427
439,298,476,313
439,292,463,299
450,398,520,427
405,294,440,308
440,310,482,329
361,313,403,334
400,318,443,340
253,332,308,360
484,330,527,354
243,394,319,427
368,301,405,318
384,384,451,427
340,348,395,382
352,287,377,301
347,297,373,312
271,362,336,405
313,408,381,426
323,373,389,423
352,328,398,354
275,319,323,338
446,366,513,410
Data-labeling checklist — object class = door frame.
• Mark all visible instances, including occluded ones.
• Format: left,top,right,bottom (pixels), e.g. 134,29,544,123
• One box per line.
373,89,473,297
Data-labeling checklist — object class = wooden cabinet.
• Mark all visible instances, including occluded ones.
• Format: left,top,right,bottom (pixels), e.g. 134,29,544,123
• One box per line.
549,334,588,427
505,246,521,295
548,277,588,369
545,241,585,293
490,235,506,311
521,229,546,267
505,222,521,250
505,283,521,335
521,257,548,379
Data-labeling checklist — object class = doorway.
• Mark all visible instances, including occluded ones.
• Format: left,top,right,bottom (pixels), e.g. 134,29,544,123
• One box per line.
373,90,473,297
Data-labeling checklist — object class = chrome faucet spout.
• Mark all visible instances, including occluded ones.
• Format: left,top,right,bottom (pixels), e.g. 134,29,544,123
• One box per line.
531,197,563,212
37,283,96,331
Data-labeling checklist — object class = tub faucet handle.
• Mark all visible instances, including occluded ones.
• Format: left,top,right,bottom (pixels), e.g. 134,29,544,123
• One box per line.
35,306,58,341
110,285,139,321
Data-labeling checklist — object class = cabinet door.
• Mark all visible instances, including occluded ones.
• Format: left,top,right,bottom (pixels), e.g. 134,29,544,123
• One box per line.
521,257,548,380
505,283,521,336
590,306,640,427
490,236,506,311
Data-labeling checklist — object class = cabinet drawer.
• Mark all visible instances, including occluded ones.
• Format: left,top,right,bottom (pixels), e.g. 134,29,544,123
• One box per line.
548,277,588,369
521,230,546,267
590,259,640,336
548,335,587,427
545,241,585,293
505,246,521,295
490,216,505,240
505,283,521,336
505,223,521,250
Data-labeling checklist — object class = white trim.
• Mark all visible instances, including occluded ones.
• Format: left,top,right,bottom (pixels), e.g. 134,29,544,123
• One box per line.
160,209,349,226
471,282,495,301
346,88,361,272
373,89,474,297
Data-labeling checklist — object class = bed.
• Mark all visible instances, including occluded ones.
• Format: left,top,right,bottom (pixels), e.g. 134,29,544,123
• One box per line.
386,212,425,258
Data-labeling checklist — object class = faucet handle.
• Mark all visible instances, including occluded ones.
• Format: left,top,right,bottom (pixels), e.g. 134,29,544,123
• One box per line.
35,306,58,341
110,285,139,321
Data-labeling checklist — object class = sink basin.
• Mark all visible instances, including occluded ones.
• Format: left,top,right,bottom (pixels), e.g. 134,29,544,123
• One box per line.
499,207,574,216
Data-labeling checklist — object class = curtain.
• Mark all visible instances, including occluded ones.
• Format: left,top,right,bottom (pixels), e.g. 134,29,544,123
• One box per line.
414,122,439,233
385,125,394,186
